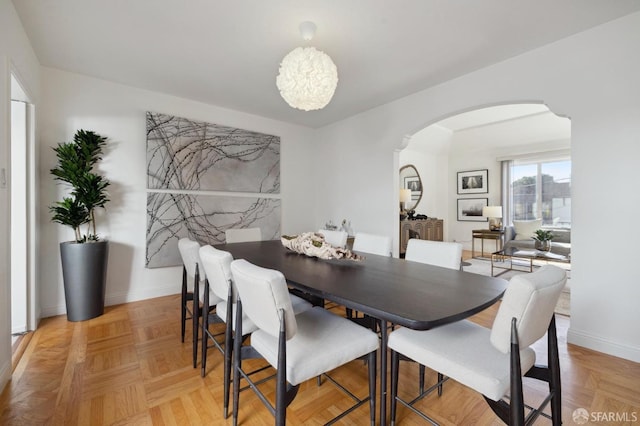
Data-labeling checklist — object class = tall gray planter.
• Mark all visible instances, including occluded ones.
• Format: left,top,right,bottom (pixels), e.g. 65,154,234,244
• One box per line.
60,240,109,321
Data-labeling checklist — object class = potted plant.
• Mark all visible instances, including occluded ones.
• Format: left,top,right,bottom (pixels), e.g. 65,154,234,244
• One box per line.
50,129,110,321
533,229,554,251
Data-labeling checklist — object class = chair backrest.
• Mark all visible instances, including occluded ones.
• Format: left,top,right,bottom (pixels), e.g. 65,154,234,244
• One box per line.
178,237,201,279
230,259,297,339
317,229,348,248
353,232,392,257
490,265,567,353
225,227,262,243
405,239,463,270
199,245,234,301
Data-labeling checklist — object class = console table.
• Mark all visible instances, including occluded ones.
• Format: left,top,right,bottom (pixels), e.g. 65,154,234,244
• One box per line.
471,228,504,258
400,219,443,255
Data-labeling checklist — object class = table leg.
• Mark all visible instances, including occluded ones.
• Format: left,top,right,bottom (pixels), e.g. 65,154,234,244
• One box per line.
380,319,388,426
472,236,475,258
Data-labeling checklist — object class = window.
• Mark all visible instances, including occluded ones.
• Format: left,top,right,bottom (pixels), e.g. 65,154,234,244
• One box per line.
506,157,571,228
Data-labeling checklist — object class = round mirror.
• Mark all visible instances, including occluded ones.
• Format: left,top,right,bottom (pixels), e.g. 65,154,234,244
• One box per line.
399,164,422,211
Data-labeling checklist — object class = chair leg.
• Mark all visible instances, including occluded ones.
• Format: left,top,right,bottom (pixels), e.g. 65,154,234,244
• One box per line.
419,364,425,394
390,349,400,425
232,302,243,426
192,269,200,368
437,372,444,396
200,281,210,378
548,315,562,425
181,267,187,342
223,321,233,418
510,317,525,426
368,351,377,426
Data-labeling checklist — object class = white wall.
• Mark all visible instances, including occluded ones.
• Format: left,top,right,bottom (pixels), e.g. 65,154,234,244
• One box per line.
313,12,640,362
38,68,317,317
400,124,451,227
0,0,41,391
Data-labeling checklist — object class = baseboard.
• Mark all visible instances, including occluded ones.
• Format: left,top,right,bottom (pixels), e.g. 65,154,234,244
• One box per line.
567,327,640,363
40,283,178,319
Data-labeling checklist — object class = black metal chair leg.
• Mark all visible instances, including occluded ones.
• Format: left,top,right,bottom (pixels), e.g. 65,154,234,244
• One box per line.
419,364,425,394
192,265,200,368
368,351,377,426
223,323,233,418
181,266,187,342
390,349,400,425
437,372,443,396
200,280,209,378
548,315,562,425
510,317,525,426
232,301,243,426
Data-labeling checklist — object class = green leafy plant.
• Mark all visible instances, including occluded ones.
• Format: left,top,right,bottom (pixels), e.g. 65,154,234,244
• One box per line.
50,130,110,243
533,229,554,242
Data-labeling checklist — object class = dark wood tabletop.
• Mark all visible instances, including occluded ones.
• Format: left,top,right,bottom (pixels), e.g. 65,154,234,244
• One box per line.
215,240,507,331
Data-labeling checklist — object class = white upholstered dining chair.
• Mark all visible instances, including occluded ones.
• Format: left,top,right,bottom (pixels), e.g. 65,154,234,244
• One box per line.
225,227,262,243
352,232,392,257
317,229,348,248
388,265,567,425
198,245,312,418
404,238,464,392
405,238,463,270
177,237,223,368
230,259,379,425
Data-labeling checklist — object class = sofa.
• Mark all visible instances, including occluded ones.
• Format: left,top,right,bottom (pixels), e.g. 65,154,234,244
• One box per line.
503,219,571,257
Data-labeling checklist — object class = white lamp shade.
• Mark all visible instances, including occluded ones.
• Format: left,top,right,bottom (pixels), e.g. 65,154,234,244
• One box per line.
482,206,503,218
276,46,338,111
399,189,412,204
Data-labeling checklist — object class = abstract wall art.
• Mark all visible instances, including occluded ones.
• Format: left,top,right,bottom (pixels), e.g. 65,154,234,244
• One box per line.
146,192,281,268
147,112,280,193
145,112,282,268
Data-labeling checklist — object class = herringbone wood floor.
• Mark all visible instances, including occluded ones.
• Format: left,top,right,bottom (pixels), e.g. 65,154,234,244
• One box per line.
1,292,639,425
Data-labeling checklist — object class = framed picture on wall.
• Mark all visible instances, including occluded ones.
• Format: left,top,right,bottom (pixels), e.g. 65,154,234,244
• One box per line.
457,198,488,221
457,169,488,194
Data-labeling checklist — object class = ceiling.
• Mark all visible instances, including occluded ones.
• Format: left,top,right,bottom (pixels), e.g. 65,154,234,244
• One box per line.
12,0,640,128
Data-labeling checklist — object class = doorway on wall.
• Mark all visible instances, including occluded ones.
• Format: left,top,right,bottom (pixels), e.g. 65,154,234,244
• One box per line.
399,103,572,314
10,73,36,355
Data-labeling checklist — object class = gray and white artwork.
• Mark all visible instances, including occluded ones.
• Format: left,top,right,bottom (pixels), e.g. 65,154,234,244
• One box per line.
146,112,280,193
146,192,281,268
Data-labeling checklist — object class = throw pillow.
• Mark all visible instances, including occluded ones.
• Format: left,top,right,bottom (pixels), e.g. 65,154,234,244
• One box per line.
513,219,542,240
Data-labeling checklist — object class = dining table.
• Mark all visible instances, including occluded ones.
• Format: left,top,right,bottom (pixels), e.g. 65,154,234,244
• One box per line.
215,239,508,425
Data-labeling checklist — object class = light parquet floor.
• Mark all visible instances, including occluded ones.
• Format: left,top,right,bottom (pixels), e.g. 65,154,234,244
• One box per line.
1,292,639,425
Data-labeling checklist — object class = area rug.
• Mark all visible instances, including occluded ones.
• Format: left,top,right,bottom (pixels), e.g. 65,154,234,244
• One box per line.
463,258,571,316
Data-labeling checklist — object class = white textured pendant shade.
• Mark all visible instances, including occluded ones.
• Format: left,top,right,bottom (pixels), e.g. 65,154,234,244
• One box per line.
276,46,338,111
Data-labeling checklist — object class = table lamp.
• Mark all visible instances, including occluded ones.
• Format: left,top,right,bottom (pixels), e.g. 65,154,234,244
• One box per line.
399,189,412,219
482,205,503,230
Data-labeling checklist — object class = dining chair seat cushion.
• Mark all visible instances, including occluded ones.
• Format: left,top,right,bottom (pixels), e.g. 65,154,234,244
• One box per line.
215,294,311,335
250,306,379,386
388,320,535,401
200,290,224,306
215,300,259,335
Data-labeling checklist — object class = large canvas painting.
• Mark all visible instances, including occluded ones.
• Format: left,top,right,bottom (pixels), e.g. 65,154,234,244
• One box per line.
146,192,281,268
146,112,280,193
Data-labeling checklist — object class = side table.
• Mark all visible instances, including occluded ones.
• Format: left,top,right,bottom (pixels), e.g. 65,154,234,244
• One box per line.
471,229,505,258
